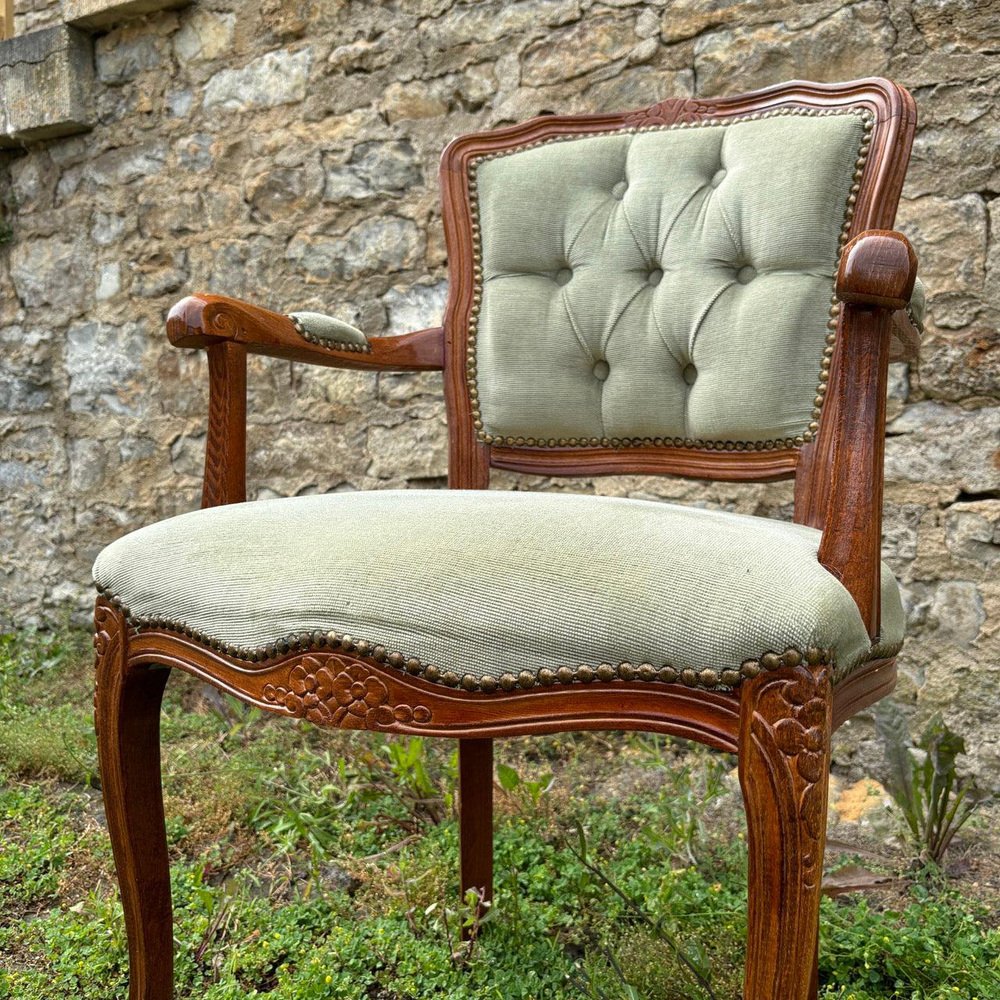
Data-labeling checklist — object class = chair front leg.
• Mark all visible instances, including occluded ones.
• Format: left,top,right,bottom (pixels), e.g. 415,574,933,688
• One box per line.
738,660,833,1000
94,600,173,1000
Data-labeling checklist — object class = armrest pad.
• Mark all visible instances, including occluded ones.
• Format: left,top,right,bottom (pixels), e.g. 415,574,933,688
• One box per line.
907,277,926,334
167,293,444,372
289,311,370,352
889,277,925,362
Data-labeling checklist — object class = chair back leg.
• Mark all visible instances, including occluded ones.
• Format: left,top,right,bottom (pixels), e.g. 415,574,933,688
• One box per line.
738,662,833,1000
95,601,174,1000
458,737,494,932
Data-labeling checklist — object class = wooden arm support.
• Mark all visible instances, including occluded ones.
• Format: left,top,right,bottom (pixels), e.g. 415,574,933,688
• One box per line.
166,293,445,509
167,293,445,372
818,230,918,639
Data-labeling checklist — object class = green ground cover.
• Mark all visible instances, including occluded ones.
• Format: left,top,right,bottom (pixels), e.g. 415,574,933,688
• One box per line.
0,628,998,999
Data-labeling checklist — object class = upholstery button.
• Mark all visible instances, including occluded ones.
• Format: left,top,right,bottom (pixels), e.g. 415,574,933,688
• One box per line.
611,180,628,199
710,168,727,187
555,267,573,285
647,267,663,286
682,363,697,385
736,265,756,284
593,360,610,381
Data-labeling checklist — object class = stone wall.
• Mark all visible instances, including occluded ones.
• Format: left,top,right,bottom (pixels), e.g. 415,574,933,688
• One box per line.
1,1,997,784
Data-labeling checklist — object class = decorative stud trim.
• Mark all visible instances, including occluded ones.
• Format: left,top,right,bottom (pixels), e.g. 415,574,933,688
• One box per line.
96,588,856,693
289,314,371,353
464,106,875,452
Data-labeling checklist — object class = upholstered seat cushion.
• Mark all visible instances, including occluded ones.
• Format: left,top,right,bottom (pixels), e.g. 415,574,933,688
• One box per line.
93,490,903,691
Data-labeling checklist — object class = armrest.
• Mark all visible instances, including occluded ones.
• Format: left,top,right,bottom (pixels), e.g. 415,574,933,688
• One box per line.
818,230,918,638
168,293,445,509
836,229,917,310
167,293,444,372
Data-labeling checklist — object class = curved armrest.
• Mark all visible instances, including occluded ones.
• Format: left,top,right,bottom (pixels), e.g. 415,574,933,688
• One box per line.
819,230,919,638
167,293,444,372
836,229,917,311
838,231,921,363
168,293,445,508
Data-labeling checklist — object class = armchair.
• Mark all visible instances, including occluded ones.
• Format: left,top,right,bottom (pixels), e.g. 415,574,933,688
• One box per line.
93,78,920,1000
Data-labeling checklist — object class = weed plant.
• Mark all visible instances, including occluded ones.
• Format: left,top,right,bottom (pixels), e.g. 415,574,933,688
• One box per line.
875,700,987,865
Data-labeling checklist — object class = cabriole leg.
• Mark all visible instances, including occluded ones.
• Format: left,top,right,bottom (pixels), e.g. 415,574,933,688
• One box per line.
738,663,833,1000
94,600,173,1000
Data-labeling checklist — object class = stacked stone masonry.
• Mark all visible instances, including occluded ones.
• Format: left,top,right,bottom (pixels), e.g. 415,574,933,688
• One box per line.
0,0,997,786
0,25,95,146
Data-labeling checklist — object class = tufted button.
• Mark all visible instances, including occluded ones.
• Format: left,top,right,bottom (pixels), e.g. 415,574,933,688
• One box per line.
611,180,628,199
592,359,610,381
710,168,727,187
647,267,663,286
555,267,573,285
682,363,697,386
736,265,757,284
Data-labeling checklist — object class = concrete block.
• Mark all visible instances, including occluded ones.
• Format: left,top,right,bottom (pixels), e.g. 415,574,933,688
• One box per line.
0,26,94,146
64,0,190,31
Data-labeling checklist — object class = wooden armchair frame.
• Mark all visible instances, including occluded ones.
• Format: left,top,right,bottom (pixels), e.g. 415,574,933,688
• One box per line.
95,78,918,1000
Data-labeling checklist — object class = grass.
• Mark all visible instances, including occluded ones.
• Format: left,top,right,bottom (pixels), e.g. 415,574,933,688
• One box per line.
1,628,999,999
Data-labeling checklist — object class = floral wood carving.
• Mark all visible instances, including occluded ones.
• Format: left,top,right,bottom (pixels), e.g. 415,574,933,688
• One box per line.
765,666,830,888
93,599,126,737
203,345,230,507
738,663,833,999
623,98,720,128
674,98,719,124
201,340,246,508
624,98,679,127
94,600,121,665
262,655,432,730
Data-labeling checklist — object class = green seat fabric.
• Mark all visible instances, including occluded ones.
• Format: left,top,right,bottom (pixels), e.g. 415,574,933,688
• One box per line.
908,277,926,333
289,311,368,350
472,110,870,448
93,490,903,690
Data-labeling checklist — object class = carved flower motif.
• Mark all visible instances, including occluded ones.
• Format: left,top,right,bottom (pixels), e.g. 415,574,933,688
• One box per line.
773,669,831,838
624,98,720,129
625,100,676,126
262,654,430,730
745,664,834,893
675,99,718,124
330,663,389,727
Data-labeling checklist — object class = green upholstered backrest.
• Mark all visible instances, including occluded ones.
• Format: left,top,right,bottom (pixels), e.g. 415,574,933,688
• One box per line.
468,109,871,450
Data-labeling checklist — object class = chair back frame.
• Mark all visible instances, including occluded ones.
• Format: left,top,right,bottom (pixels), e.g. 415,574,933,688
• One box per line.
439,77,916,496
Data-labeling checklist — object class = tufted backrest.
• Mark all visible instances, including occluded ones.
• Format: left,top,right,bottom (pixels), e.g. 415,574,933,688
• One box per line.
463,108,871,452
